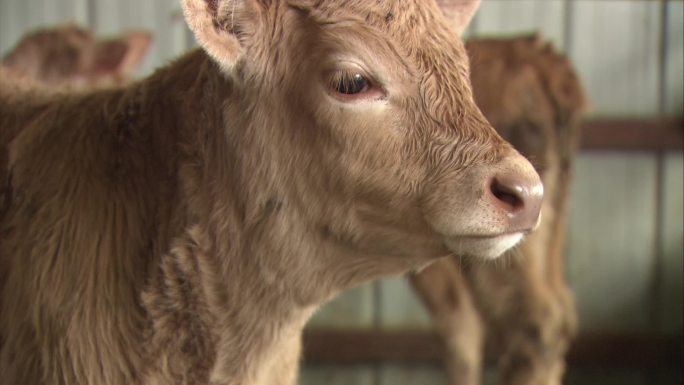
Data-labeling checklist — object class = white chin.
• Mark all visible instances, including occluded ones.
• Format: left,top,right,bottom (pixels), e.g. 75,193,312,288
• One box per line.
444,233,524,260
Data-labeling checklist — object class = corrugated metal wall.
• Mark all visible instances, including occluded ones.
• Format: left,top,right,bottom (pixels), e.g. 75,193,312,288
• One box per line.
1,1,682,384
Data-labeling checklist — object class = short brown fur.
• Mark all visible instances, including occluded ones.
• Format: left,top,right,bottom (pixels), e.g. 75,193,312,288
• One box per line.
1,1,542,384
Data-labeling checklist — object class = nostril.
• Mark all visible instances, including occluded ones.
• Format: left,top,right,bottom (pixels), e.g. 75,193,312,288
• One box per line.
486,157,544,233
490,177,525,212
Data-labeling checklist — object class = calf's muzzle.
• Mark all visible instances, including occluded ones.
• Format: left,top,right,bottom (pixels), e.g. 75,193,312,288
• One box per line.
487,158,544,233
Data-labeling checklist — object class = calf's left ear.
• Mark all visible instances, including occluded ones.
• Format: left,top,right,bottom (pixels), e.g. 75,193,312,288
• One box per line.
435,0,481,35
181,0,262,71
93,31,152,75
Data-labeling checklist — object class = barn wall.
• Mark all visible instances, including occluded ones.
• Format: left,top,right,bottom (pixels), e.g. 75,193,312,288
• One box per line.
0,1,681,384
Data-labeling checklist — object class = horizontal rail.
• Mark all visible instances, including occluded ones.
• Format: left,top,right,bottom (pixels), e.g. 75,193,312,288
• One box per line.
579,119,683,151
302,330,683,368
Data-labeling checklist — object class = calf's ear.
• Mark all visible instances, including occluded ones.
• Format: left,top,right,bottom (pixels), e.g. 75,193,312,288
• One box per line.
435,0,481,35
181,0,261,71
93,31,152,75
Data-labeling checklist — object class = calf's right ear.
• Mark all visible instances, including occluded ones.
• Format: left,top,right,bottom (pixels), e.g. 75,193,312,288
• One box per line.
436,0,481,35
181,0,261,71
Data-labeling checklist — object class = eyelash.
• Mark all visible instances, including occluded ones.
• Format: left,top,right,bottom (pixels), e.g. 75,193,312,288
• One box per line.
330,72,369,94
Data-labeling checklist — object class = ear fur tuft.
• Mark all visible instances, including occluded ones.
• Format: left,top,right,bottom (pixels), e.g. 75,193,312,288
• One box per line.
181,0,247,71
435,0,482,35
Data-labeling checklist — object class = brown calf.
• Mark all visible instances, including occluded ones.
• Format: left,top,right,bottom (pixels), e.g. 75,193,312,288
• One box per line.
1,1,543,384
0,24,151,241
1,24,152,87
410,35,587,385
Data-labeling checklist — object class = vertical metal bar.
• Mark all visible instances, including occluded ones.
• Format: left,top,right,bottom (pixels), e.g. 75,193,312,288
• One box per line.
87,0,97,29
467,7,480,36
185,25,196,51
372,281,382,385
646,4,670,383
563,0,575,54
647,4,668,385
651,0,669,331
658,0,669,115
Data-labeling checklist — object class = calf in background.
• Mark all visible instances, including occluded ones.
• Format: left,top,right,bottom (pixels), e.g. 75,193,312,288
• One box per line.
410,34,587,385
1,1,544,384
1,24,151,87
0,24,151,235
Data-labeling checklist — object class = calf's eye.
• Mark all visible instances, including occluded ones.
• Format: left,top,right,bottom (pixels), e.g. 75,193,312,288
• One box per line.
327,70,384,101
334,73,369,94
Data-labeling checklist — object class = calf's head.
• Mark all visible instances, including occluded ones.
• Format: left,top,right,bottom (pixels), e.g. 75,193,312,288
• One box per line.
1,24,152,87
182,0,543,262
